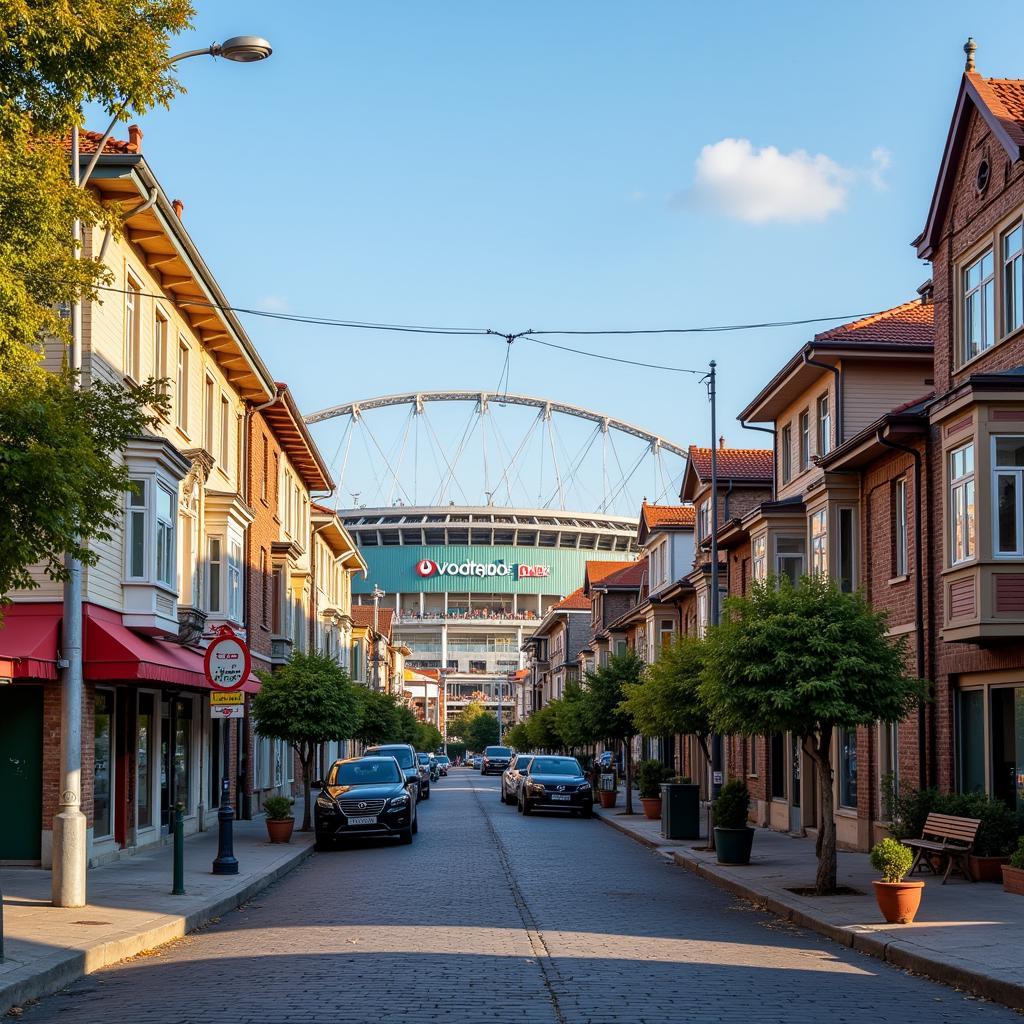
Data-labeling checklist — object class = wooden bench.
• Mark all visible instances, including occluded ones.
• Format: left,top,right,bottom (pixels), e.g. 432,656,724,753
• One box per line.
905,812,980,884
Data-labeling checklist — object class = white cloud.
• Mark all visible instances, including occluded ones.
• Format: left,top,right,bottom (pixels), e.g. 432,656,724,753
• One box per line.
258,294,290,313
688,138,850,224
868,146,892,189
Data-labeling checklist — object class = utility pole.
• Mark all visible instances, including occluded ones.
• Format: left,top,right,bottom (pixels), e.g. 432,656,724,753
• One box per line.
371,584,384,690
708,361,723,813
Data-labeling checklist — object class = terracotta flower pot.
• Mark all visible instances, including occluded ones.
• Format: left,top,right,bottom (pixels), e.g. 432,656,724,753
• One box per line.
599,790,618,809
640,796,662,820
1001,863,1024,895
872,879,924,923
266,817,295,844
969,854,1009,882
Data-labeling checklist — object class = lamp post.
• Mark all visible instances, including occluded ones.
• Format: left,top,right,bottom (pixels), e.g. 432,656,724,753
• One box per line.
53,35,272,909
370,585,385,690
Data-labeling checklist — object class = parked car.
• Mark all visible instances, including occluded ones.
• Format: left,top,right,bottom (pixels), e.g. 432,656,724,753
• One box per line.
419,752,440,783
314,756,416,848
364,743,425,801
518,756,594,817
501,753,535,804
435,755,450,776
472,755,483,770
481,745,512,775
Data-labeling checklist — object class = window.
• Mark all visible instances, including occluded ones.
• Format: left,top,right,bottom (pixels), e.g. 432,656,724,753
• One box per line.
155,483,175,587
208,536,223,614
94,690,114,838
137,692,154,829
994,436,1024,557
153,309,169,398
272,567,283,633
891,478,908,576
125,274,142,381
810,509,828,576
781,424,792,483
260,547,269,627
817,393,831,457
1003,223,1024,337
838,507,854,593
261,436,268,501
220,394,230,469
747,735,758,777
752,535,767,581
775,536,804,587
950,443,976,564
204,375,215,454
962,248,995,363
228,539,242,622
127,479,147,578
839,727,858,808
958,689,985,795
770,733,785,798
176,339,189,432
698,501,711,541
799,410,810,471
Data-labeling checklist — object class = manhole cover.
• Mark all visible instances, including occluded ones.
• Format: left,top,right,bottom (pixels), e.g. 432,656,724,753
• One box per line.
71,920,111,926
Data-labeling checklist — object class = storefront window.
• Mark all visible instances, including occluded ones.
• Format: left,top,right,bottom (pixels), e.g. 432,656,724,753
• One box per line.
839,727,858,808
770,733,785,798
990,687,1024,811
94,691,114,838
137,693,154,829
959,689,986,795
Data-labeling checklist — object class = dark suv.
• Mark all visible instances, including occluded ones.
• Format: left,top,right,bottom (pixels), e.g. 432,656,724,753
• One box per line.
364,743,425,800
314,756,416,847
481,745,512,776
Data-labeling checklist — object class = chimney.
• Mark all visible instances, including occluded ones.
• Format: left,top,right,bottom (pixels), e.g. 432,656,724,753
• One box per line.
964,37,977,73
719,436,725,449
917,278,934,305
172,199,184,220
127,124,143,152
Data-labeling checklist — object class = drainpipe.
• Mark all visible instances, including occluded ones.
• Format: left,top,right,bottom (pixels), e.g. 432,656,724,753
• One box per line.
98,186,158,262
875,426,927,791
739,420,777,500
803,350,843,446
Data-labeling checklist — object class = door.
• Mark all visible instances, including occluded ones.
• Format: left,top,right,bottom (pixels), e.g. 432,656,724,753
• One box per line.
0,688,43,860
789,736,802,833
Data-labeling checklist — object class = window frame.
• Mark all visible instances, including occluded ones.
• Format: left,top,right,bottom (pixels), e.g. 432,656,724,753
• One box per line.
126,478,148,580
153,306,170,401
780,424,792,484
809,509,828,576
219,392,231,472
176,337,190,434
992,435,1024,559
204,373,216,455
154,482,176,588
1002,220,1024,340
125,271,142,382
949,442,976,566
751,534,767,582
894,477,908,576
799,410,810,472
817,393,831,457
208,535,223,615
962,246,995,365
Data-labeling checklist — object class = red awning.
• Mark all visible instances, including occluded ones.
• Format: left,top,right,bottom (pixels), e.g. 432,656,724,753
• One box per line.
0,604,60,680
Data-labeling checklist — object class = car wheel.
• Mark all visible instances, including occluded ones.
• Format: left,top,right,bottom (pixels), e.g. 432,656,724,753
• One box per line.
399,825,414,845
422,786,431,800
412,813,419,835
521,797,532,816
314,835,334,852
581,805,593,819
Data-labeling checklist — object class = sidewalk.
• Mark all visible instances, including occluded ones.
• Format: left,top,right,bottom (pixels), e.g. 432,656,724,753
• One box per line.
0,819,314,1015
595,797,1024,1010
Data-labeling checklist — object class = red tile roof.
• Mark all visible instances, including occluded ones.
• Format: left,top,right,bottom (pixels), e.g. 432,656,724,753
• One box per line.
971,75,1024,151
687,446,773,483
554,588,591,611
598,557,648,589
351,605,394,637
62,127,139,155
813,298,934,348
640,502,696,529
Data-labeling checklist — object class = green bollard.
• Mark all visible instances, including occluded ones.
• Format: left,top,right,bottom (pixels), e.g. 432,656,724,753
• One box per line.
171,802,185,895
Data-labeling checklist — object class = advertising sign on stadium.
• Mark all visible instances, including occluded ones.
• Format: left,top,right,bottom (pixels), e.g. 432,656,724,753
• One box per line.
415,558,550,580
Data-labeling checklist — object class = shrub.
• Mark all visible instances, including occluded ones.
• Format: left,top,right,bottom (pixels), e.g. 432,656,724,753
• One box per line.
870,838,914,883
890,787,1018,856
263,796,294,821
1009,837,1024,871
636,759,671,799
713,779,750,830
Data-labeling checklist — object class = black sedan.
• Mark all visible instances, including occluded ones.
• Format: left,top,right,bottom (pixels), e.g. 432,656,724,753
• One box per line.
518,756,593,818
314,756,417,848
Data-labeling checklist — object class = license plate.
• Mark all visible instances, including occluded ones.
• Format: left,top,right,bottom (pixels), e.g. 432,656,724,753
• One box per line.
551,794,571,801
347,815,377,826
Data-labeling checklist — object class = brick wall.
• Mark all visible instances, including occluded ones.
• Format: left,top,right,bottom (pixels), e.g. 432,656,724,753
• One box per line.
245,409,282,664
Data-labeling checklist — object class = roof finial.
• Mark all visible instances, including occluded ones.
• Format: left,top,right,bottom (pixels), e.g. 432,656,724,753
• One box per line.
964,37,977,73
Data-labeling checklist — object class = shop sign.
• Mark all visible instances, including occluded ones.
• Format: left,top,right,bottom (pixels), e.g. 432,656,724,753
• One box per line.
415,558,550,580
204,625,251,691
210,703,245,719
211,691,245,706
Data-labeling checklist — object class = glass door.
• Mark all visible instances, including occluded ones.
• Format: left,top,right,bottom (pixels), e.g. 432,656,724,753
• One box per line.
93,690,115,840
137,693,154,830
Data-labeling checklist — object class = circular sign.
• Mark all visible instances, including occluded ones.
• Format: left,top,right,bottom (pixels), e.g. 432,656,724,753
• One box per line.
204,626,251,691
415,559,438,577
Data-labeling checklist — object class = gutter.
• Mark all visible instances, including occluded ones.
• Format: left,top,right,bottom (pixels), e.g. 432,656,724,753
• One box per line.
803,349,843,446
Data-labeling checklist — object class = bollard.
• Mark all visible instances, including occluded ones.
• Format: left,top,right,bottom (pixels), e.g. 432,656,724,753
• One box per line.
171,802,185,895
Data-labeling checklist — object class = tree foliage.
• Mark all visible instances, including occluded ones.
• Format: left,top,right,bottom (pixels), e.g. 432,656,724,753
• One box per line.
552,680,591,751
252,652,361,831
700,575,926,893
526,702,563,751
392,703,420,745
464,710,500,751
414,721,444,752
351,687,401,746
502,722,530,751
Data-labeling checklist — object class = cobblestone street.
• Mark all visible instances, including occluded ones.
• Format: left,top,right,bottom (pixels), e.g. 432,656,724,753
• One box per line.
21,772,1021,1024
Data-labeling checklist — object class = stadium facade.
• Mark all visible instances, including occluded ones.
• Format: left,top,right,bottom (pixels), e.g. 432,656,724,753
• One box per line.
341,505,638,725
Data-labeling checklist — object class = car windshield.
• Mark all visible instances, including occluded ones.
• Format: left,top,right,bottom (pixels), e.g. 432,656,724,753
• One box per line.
513,756,533,769
368,746,414,769
485,747,511,757
531,757,582,776
417,754,431,764
327,759,402,786
436,756,450,764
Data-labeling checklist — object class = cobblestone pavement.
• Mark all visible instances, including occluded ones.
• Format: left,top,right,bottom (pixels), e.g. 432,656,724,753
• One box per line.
20,772,1021,1024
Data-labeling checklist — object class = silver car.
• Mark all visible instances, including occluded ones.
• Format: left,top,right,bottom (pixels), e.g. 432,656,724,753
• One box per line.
501,753,535,804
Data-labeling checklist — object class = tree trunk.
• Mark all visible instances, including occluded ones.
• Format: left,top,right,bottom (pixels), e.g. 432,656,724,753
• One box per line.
297,741,313,832
810,726,836,894
624,737,634,815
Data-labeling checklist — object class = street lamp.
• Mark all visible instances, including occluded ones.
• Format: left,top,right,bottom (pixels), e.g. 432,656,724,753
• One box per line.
54,34,272,909
370,585,385,690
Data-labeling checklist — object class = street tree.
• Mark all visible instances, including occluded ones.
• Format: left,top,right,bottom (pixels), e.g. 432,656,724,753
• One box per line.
0,1,194,603
584,650,644,814
448,701,486,743
252,652,360,832
465,711,500,752
700,575,925,894
351,688,401,746
502,722,530,751
526,702,563,752
393,703,420,745
415,721,444,752
552,681,591,753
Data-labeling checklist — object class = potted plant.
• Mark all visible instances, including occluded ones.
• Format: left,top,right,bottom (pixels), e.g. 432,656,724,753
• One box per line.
637,759,670,820
263,795,295,843
1001,838,1024,895
870,837,923,923
713,779,754,865
965,795,1017,881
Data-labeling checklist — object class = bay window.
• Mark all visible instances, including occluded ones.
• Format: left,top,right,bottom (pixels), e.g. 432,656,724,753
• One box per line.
208,537,223,614
1003,223,1024,336
126,478,176,588
993,436,1024,557
228,540,243,622
810,510,828,576
963,248,994,363
127,479,147,579
155,484,175,587
775,536,804,586
950,443,975,564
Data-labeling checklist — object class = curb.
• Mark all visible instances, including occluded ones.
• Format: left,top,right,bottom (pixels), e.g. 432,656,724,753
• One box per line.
0,841,314,1016
594,808,1024,1011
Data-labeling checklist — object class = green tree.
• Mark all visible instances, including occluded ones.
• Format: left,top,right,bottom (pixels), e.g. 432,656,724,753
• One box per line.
584,650,643,814
465,711,500,751
700,575,926,894
0,1,193,602
352,688,401,746
502,722,530,751
526,702,563,751
415,721,444,752
448,700,485,741
553,680,592,752
252,652,360,832
621,635,711,766
393,703,420,744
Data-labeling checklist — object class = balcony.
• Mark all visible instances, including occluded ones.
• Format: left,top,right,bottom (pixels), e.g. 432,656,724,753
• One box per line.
943,562,1024,641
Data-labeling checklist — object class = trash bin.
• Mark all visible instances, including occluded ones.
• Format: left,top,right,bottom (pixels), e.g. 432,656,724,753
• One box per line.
661,781,700,839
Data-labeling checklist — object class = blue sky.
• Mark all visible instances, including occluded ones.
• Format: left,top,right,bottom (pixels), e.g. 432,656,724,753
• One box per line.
113,2,1024,508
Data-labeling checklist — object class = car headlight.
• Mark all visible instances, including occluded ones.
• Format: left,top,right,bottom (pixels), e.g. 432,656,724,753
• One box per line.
577,783,592,792
389,793,410,807
528,782,545,794
316,795,336,811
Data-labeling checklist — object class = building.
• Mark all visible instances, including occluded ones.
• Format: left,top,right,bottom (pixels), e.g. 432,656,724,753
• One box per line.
342,506,638,728
520,588,592,712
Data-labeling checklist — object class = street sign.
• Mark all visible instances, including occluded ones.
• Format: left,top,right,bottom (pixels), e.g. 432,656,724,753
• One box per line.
210,691,244,706
210,704,245,719
204,626,251,691
712,771,723,785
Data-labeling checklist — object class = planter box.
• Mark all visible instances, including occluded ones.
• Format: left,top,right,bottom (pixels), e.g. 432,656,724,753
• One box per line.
640,796,662,820
873,880,924,924
1002,863,1024,895
714,826,754,865
598,790,618,809
969,854,1009,882
266,817,295,844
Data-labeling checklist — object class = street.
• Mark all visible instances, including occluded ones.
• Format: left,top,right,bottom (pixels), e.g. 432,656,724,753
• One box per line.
20,771,1018,1024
